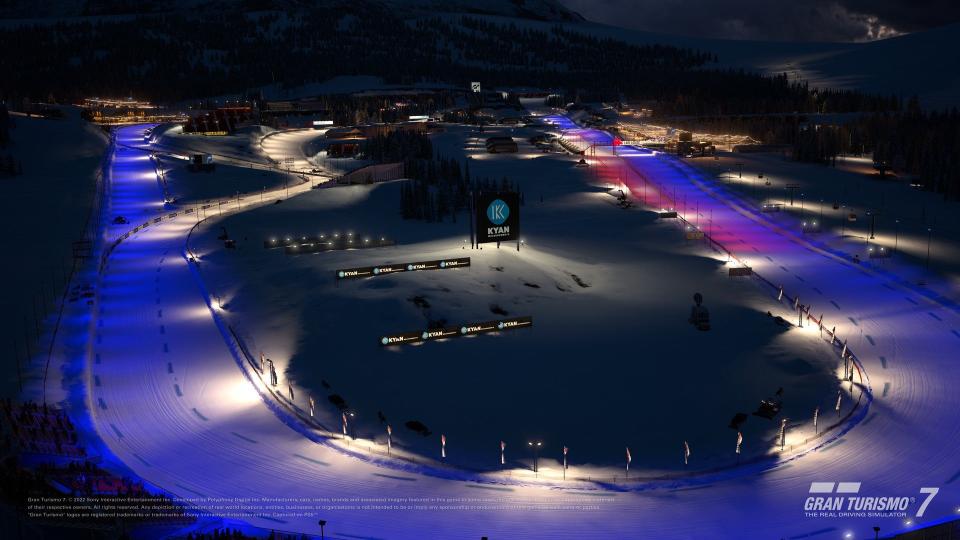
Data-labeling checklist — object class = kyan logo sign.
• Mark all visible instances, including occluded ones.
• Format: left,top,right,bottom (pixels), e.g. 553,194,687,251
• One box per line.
487,199,510,225
380,316,532,346
477,192,519,244
336,258,470,280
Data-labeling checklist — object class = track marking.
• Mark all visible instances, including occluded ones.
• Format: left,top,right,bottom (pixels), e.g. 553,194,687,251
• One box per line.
865,335,875,346
848,317,858,326
97,398,107,410
372,472,417,482
830,300,840,310
465,483,514,492
163,343,169,353
292,453,330,467
132,453,151,467
231,432,258,444
905,297,918,305
928,312,942,321
173,384,182,397
191,408,208,421
109,423,123,439
882,382,891,397
94,375,101,386
879,356,888,369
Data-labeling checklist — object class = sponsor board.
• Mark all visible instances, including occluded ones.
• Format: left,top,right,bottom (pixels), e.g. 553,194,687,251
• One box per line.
728,266,753,277
336,258,471,280
476,192,520,244
380,316,532,346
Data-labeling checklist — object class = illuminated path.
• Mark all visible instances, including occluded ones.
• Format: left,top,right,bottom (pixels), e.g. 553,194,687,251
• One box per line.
81,123,960,540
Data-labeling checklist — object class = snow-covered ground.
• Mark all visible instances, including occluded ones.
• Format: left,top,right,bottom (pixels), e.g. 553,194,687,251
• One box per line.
686,152,960,305
191,124,844,472
57,112,960,539
0,106,107,398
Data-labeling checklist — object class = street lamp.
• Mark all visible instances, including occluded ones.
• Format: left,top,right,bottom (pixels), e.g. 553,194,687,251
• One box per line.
926,227,933,272
527,440,542,476
318,519,327,539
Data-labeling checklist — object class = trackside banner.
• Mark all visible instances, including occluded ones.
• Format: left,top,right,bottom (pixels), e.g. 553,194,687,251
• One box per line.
336,258,470,280
380,316,533,346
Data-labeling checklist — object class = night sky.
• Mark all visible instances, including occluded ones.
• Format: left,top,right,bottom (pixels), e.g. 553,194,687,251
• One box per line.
558,0,960,42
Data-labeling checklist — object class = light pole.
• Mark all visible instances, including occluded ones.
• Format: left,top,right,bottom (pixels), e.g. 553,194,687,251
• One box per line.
926,227,933,272
894,219,900,254
318,519,327,539
527,440,542,476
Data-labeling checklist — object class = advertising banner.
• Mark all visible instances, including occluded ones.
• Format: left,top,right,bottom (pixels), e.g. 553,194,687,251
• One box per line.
476,192,519,244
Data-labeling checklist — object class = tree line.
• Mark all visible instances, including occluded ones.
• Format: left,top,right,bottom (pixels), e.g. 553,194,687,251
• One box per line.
0,4,892,117
670,97,960,200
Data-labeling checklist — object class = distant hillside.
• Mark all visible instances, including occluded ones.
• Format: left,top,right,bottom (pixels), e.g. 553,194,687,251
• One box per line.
0,0,583,21
460,15,960,109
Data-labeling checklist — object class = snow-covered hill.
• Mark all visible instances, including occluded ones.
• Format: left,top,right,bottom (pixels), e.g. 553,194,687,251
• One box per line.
0,0,582,21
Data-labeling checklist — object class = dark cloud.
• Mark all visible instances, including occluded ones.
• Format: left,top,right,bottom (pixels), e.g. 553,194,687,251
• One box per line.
558,0,960,41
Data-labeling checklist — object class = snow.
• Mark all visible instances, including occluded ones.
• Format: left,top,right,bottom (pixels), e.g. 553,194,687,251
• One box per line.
0,106,107,397
49,112,960,539
191,123,845,472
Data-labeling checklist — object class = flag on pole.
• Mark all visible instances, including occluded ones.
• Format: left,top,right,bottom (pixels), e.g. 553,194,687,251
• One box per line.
563,445,568,469
625,446,632,476
309,396,315,417
341,412,348,437
683,441,691,465
500,440,506,465
736,432,743,455
835,390,842,415
441,434,447,458
813,406,819,434
387,425,392,453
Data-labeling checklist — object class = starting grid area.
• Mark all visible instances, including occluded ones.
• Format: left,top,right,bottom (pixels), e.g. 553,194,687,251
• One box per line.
336,257,471,279
380,316,533,346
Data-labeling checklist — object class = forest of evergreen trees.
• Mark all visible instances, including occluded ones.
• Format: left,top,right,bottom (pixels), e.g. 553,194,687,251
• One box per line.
0,4,890,117
363,131,520,223
669,97,960,200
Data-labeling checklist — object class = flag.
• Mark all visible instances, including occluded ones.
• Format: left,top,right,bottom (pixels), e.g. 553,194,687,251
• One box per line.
612,137,622,146
500,440,506,465
626,447,632,464
736,432,743,454
684,441,691,465
441,434,447,458
563,445,568,469
835,391,842,412
341,412,347,436
387,425,392,452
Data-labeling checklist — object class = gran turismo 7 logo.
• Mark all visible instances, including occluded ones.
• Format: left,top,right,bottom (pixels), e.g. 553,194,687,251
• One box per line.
804,482,939,518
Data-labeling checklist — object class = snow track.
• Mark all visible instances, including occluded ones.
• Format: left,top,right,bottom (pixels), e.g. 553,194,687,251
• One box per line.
81,123,960,539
